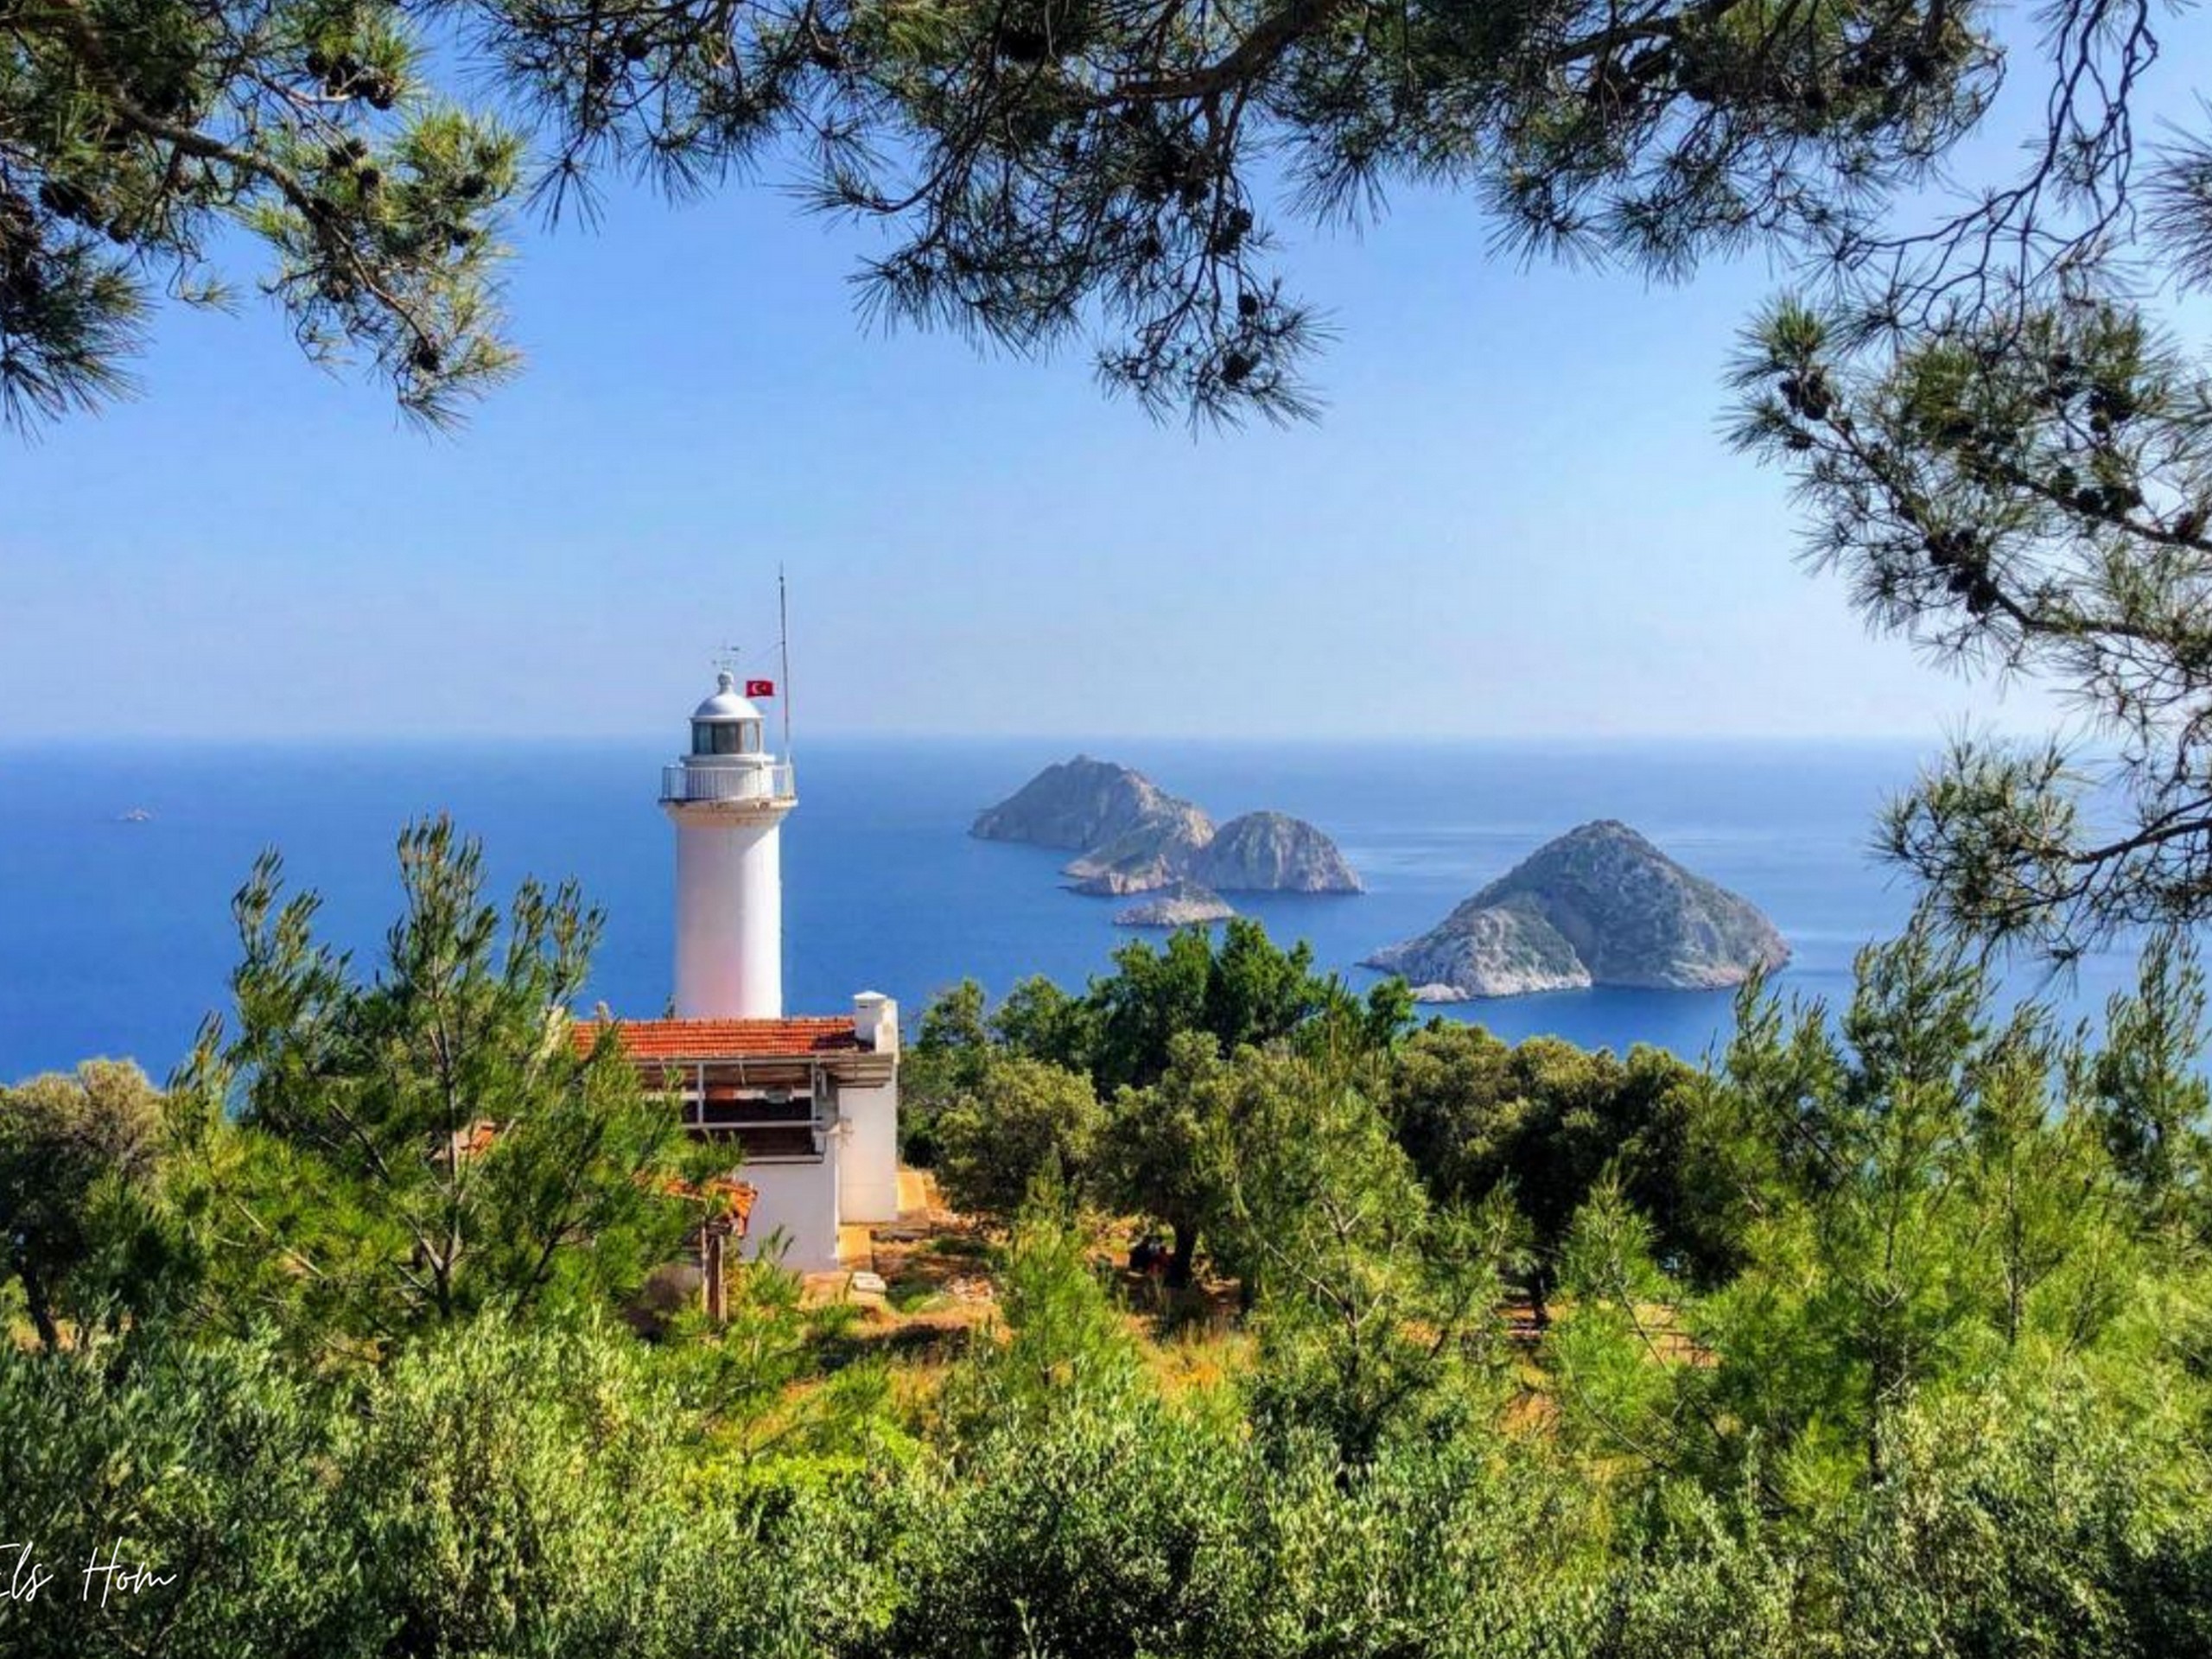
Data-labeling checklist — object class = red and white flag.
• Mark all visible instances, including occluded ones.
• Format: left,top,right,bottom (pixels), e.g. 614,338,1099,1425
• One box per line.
745,678,776,698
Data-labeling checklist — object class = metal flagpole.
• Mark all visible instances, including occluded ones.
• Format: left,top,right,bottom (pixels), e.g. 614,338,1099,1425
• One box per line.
777,567,794,1021
779,566,793,760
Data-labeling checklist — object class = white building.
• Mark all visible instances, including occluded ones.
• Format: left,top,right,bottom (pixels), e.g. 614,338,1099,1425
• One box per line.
573,672,900,1275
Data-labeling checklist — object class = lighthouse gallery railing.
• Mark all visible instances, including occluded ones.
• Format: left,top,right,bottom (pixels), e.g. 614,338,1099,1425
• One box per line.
660,763,797,804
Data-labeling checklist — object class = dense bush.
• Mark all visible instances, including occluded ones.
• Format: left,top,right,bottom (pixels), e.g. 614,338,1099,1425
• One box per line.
0,1321,898,1659
0,1336,340,1659
884,1403,1262,1659
4,1243,2209,1659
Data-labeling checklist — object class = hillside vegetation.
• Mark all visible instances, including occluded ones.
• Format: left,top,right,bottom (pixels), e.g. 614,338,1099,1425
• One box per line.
5,822,2212,1659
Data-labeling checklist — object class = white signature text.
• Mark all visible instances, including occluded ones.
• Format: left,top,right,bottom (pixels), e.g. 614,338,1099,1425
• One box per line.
2,1541,177,1608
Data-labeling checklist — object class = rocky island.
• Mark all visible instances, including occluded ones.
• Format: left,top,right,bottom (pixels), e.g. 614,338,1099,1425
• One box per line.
1189,811,1363,893
1363,820,1788,1000
970,755,1211,852
1113,885,1237,928
974,758,1363,898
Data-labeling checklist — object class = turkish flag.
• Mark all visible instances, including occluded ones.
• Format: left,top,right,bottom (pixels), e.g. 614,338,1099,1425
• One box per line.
745,678,776,698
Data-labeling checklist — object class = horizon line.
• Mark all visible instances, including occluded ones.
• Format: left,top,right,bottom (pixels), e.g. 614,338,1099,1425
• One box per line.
0,726,2052,749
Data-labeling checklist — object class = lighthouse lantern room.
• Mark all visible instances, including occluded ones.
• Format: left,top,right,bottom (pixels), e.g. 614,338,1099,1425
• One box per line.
661,671,798,1020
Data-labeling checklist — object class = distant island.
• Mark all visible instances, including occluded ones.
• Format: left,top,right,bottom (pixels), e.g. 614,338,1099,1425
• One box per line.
1363,820,1789,1000
1113,884,1237,928
974,757,1363,898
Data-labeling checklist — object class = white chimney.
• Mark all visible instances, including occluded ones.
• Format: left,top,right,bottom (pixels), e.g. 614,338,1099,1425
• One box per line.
854,991,899,1055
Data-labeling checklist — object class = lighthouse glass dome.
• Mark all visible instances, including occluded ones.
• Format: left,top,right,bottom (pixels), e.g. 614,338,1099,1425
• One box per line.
690,673,766,757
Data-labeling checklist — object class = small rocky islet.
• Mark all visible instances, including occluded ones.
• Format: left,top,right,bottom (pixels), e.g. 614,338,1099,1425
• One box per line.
972,757,1363,899
1363,819,1789,1001
1112,884,1238,928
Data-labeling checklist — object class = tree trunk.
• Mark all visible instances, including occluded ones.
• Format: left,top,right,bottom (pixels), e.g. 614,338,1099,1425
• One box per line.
18,1259,60,1351
1528,1268,1552,1332
1866,1322,1893,1485
703,1227,728,1323
1165,1221,1198,1290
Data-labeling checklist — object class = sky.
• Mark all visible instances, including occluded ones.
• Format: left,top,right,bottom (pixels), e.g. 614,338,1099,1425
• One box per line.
3,27,2192,745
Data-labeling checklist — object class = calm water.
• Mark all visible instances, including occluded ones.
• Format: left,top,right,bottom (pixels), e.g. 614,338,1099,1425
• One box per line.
0,737,2143,1080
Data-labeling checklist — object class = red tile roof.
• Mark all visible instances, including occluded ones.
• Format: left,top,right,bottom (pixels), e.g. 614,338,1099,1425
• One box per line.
656,1172,758,1228
574,1015,861,1061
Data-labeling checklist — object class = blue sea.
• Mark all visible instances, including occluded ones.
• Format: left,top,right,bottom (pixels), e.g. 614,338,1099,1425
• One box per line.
0,738,2145,1081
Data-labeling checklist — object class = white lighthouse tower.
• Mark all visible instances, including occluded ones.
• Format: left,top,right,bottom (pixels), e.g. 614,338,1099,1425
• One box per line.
662,671,797,1019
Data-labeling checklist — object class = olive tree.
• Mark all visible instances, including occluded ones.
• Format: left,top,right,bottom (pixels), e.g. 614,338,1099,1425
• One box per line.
0,1058,167,1348
933,1052,1103,1219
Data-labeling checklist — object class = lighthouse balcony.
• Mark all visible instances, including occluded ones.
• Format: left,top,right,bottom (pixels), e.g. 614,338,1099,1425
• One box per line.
660,760,798,806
